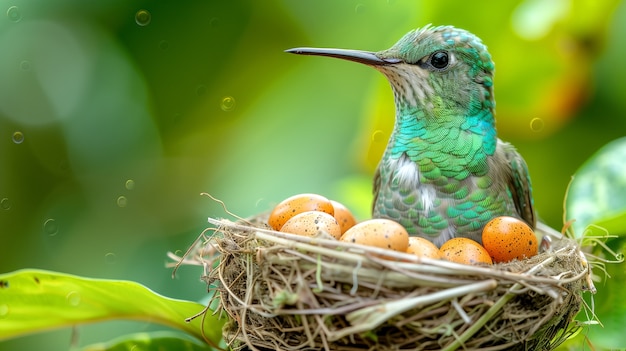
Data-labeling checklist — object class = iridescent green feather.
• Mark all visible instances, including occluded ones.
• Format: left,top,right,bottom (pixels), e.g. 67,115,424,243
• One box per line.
371,25,535,246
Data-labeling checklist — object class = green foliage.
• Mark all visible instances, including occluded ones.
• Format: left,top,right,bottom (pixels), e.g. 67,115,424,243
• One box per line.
2,0,626,350
567,137,626,236
82,331,215,351
0,270,224,348
562,137,626,350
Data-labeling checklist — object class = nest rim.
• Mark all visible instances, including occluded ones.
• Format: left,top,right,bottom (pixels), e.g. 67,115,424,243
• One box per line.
194,216,593,351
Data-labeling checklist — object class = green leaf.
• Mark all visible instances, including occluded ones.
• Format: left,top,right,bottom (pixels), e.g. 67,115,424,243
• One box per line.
558,237,626,350
563,137,626,350
586,238,626,349
567,137,626,236
0,269,225,346
81,331,217,351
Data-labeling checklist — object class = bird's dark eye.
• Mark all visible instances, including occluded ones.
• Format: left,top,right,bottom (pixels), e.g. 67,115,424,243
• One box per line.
430,51,449,69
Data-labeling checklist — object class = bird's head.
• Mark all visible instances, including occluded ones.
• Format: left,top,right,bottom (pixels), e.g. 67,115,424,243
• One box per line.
287,25,496,121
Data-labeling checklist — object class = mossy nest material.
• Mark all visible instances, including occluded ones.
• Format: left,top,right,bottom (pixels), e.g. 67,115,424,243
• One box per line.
196,215,593,351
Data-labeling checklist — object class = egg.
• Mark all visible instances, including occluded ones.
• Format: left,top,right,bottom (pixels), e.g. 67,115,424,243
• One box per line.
280,211,342,239
481,216,538,263
330,200,357,234
439,238,493,265
268,193,334,231
406,237,442,259
340,219,409,256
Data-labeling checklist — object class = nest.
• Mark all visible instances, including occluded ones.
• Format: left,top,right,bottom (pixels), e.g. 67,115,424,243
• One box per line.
187,214,594,351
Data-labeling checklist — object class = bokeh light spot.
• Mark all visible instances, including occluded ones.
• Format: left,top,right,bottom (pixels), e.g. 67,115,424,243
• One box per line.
158,40,169,50
135,9,151,26
105,252,117,264
117,196,128,208
196,85,207,96
220,96,236,111
19,60,31,71
43,219,59,236
6,6,21,22
0,198,11,210
530,118,545,132
511,0,569,40
12,131,24,144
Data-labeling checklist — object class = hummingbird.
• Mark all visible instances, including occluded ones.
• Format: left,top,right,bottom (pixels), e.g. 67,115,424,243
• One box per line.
286,25,535,247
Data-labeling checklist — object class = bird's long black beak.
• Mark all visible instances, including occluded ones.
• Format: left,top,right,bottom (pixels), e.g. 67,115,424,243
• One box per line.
285,47,399,66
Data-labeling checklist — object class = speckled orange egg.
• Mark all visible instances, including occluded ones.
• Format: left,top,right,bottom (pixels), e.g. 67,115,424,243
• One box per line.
340,219,409,254
268,194,334,231
406,237,442,259
330,200,357,234
439,238,493,265
280,211,342,239
482,216,538,263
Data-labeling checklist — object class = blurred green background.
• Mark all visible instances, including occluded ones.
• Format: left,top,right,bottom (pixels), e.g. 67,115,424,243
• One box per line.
1,0,625,350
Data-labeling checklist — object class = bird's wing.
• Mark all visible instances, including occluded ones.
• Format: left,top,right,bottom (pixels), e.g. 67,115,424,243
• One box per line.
372,165,382,213
498,140,536,228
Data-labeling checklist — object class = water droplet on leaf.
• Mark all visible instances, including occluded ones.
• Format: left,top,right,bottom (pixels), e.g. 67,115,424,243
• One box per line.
12,131,24,144
7,6,21,22
66,291,81,306
220,96,236,111
0,304,9,318
125,179,135,190
135,9,151,26
371,130,384,142
43,219,58,236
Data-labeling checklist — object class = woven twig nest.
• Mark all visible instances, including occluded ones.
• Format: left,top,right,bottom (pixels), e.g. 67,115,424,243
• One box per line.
193,214,593,351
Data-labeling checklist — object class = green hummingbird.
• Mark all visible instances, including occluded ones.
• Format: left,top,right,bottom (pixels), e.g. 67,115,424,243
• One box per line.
286,25,536,247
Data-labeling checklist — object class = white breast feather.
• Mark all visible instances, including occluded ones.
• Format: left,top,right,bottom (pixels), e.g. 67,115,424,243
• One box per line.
388,156,435,213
